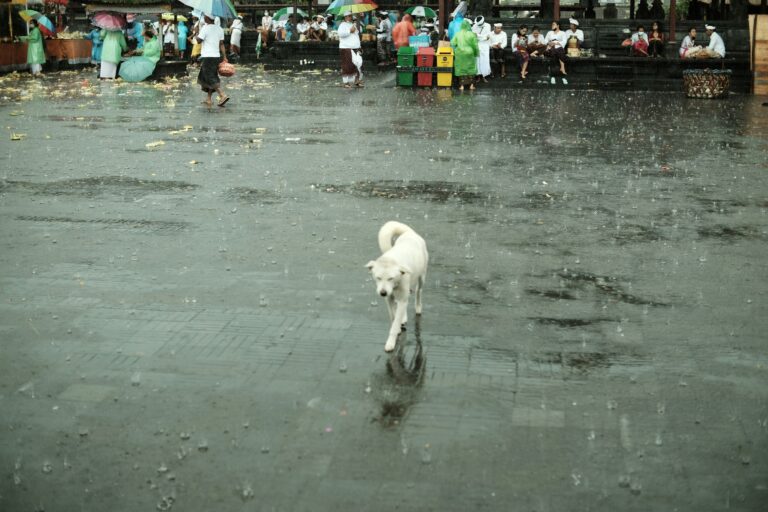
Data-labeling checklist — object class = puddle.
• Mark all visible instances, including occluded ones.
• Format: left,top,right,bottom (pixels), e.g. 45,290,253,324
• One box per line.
225,187,282,205
555,270,670,307
698,225,762,241
15,215,190,231
528,317,614,328
1,176,199,199
317,180,484,203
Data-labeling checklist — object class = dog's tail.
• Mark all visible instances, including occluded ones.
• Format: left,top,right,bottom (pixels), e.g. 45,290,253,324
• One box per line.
378,221,414,253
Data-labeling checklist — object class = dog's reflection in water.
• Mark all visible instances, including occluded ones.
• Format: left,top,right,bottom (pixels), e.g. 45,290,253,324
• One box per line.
372,316,427,428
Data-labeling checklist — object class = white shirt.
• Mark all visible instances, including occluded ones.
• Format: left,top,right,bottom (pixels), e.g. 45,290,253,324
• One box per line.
472,22,492,48
631,31,648,44
312,20,328,32
545,30,565,47
261,15,272,29
198,22,224,57
231,19,243,32
297,22,309,34
337,21,360,49
490,30,507,49
376,18,391,41
162,23,175,44
707,31,725,57
564,28,584,43
528,33,545,45
680,34,697,56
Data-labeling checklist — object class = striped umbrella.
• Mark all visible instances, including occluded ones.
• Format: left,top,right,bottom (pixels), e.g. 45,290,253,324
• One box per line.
325,0,378,16
19,9,56,37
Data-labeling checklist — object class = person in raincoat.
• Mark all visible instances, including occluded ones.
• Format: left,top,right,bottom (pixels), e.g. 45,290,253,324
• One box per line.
451,19,478,90
100,28,127,79
121,27,161,81
177,20,188,59
84,26,103,65
447,12,464,41
23,20,46,75
392,13,416,50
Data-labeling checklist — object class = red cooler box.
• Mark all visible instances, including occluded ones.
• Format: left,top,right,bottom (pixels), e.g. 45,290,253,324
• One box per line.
416,47,435,87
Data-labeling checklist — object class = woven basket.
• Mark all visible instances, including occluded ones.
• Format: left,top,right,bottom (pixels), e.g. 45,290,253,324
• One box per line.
682,69,731,99
218,61,236,77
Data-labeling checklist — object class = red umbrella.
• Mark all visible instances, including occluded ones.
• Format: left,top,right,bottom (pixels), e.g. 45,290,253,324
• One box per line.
92,11,126,30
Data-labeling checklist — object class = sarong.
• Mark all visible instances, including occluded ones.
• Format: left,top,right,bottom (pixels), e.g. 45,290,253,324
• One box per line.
340,48,360,82
230,29,242,48
198,57,221,92
490,47,505,64
100,60,118,79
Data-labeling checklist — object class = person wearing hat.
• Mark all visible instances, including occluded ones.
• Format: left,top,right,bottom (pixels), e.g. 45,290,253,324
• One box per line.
451,18,479,90
489,23,508,78
701,25,725,58
375,11,392,64
472,15,492,82
338,11,363,88
229,16,243,58
309,15,328,41
563,18,584,58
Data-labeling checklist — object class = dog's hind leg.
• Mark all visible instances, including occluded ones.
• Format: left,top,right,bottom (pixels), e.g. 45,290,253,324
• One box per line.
415,275,424,315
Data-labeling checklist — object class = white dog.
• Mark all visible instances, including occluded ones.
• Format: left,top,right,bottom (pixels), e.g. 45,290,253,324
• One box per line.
366,221,429,352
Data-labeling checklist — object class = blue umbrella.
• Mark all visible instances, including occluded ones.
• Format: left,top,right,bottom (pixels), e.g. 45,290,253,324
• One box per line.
177,0,237,20
119,57,156,82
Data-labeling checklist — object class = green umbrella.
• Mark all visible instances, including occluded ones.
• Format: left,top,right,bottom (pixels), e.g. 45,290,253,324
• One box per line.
119,57,156,83
272,7,308,22
405,6,437,18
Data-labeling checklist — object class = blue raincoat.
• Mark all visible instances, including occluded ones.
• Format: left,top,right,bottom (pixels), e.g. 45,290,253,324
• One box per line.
84,28,102,63
447,12,464,41
177,21,188,51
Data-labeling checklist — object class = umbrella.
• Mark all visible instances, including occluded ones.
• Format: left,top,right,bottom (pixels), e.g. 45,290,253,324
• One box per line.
272,7,308,22
325,0,378,16
119,57,155,82
176,0,236,20
92,11,126,31
162,13,188,22
19,9,57,37
45,0,68,5
405,6,437,18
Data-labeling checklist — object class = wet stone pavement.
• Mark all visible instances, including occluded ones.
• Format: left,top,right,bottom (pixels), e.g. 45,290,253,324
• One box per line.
0,67,767,511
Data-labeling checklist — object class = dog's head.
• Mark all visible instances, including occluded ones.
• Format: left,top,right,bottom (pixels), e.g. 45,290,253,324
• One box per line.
366,259,410,297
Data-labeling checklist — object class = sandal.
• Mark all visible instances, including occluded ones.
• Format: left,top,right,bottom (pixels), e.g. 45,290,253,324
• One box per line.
343,83,352,88
217,96,230,107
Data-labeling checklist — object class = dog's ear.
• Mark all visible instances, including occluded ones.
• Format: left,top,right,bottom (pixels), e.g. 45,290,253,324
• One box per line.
399,265,412,275
365,260,376,270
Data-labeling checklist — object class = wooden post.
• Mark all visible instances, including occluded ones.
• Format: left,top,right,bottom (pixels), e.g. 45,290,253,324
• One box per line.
669,0,676,42
439,0,446,33
554,0,560,21
630,0,635,19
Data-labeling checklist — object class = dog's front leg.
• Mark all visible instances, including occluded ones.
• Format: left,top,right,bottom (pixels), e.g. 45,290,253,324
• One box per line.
384,300,408,352
386,294,395,321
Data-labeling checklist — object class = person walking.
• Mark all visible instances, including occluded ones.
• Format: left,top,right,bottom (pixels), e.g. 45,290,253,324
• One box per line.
99,28,127,79
196,14,229,106
337,11,362,88
24,20,46,76
84,25,102,65
451,19,478,91
229,15,243,58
